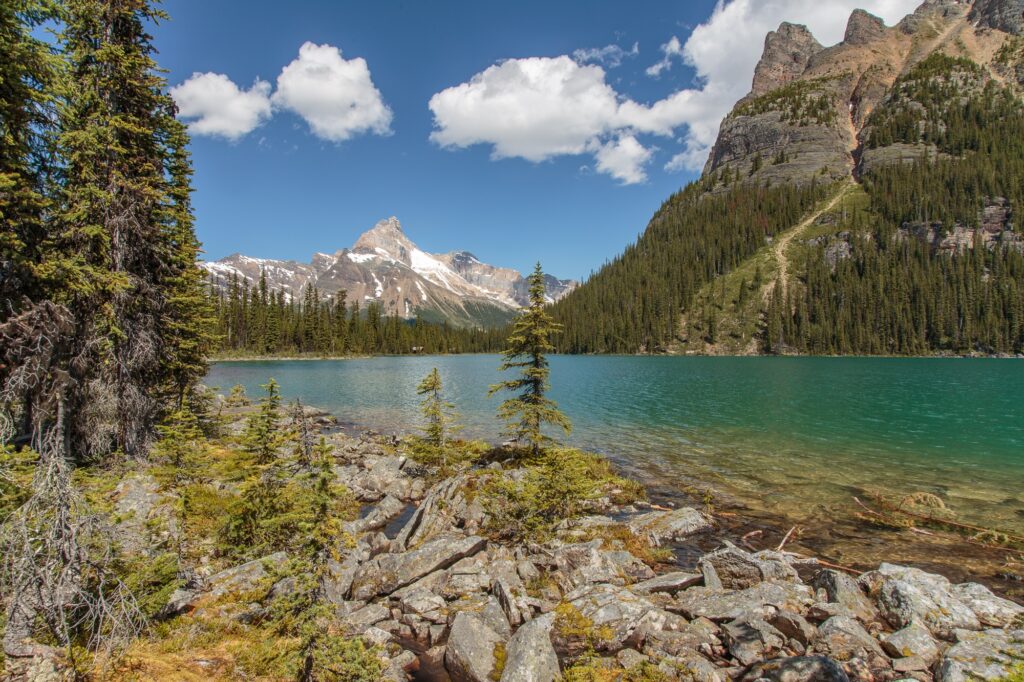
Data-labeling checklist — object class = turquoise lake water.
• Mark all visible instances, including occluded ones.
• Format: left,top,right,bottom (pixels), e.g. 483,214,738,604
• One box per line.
207,356,1024,541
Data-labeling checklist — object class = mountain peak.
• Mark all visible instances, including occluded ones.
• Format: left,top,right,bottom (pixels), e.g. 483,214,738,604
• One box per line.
749,22,823,97
844,9,887,45
353,216,416,263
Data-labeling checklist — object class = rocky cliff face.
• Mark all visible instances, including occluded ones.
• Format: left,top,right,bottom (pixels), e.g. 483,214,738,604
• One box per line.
703,0,1018,190
202,218,577,327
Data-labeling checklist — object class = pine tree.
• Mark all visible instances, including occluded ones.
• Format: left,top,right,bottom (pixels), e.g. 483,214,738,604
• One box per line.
416,368,461,463
242,378,285,464
490,263,571,455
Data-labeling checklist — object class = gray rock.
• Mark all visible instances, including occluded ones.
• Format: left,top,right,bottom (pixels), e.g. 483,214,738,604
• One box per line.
770,610,817,645
500,613,559,682
626,507,712,546
492,577,525,627
350,534,486,600
444,612,505,682
813,569,878,623
892,655,930,673
561,583,663,653
722,616,787,666
480,595,513,638
166,551,288,614
952,582,1024,628
393,474,481,551
550,540,654,589
860,564,980,639
111,473,178,555
704,540,798,585
813,615,884,659
671,583,815,622
340,602,390,635
345,494,406,534
630,571,702,596
881,622,939,665
742,656,851,682
398,587,447,624
936,628,1024,682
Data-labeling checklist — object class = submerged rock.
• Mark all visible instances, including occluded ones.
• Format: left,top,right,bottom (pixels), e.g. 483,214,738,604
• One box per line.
626,507,712,546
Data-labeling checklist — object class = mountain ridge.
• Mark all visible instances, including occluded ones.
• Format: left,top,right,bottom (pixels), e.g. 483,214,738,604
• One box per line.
553,0,1024,356
202,218,577,328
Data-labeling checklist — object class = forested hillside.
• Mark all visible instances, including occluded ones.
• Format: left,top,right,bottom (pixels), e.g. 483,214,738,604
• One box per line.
553,2,1024,356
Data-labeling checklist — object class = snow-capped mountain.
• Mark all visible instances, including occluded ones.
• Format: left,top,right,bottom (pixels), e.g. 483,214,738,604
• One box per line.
201,217,577,327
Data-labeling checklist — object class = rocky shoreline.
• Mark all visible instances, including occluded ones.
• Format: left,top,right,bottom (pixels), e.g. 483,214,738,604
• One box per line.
153,409,1024,682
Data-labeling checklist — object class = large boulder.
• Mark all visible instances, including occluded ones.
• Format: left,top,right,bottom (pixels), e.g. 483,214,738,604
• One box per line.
500,613,560,682
951,582,1024,628
881,622,940,665
166,551,288,614
350,534,486,601
672,583,815,623
445,612,505,682
550,540,654,590
936,628,1024,682
859,563,980,639
393,474,483,551
344,494,406,534
812,615,884,659
627,507,712,546
699,544,798,589
559,584,680,654
722,616,787,666
630,571,702,596
812,569,878,624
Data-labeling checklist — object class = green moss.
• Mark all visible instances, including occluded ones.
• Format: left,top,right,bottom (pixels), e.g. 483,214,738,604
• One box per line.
491,641,507,681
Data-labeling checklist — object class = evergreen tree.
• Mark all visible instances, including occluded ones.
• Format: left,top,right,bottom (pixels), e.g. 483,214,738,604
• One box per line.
49,0,206,458
0,0,56,323
490,263,572,455
241,378,285,464
416,368,461,462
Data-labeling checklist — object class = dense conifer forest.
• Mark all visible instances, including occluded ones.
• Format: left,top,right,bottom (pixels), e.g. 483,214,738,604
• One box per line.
553,54,1024,356
207,273,508,356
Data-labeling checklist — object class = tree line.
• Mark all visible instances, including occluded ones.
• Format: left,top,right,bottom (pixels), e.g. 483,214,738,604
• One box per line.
209,271,508,355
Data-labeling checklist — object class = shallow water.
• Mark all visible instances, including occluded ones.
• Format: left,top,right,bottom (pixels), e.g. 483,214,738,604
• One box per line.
207,355,1024,591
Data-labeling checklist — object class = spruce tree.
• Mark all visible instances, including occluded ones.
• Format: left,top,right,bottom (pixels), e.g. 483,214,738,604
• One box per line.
490,263,571,455
242,378,285,464
0,0,56,323
416,368,461,464
52,0,204,458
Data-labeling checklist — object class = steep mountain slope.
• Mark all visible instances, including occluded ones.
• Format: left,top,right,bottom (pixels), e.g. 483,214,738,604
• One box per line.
554,0,1024,355
203,218,576,328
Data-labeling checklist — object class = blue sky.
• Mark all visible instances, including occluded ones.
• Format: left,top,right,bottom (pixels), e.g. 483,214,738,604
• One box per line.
156,0,921,280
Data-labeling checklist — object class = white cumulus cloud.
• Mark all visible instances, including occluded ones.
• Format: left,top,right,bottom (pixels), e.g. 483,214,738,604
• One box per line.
594,135,653,184
645,36,684,78
429,0,921,182
429,56,622,163
272,42,393,142
170,72,272,140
